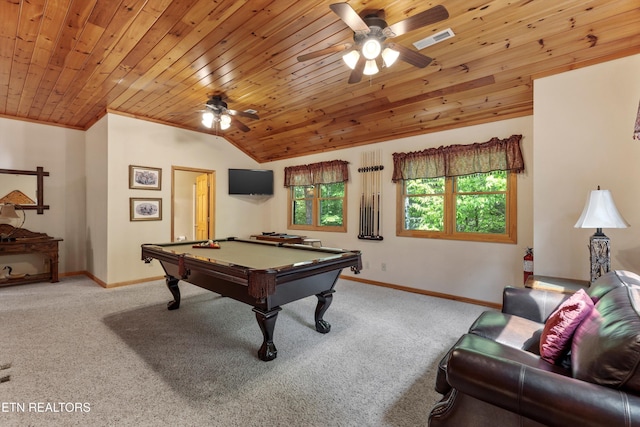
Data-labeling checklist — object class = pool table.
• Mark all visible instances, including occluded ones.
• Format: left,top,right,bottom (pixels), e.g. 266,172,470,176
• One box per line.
141,237,362,361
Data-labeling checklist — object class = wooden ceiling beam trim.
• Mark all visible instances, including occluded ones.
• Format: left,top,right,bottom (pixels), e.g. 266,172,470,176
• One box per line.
256,75,505,151
250,85,533,160
379,86,533,128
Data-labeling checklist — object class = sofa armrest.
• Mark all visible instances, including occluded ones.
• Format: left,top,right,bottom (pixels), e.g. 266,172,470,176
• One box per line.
447,334,640,427
502,286,569,323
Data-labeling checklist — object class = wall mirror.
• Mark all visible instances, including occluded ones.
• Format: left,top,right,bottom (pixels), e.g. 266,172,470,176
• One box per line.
0,167,50,214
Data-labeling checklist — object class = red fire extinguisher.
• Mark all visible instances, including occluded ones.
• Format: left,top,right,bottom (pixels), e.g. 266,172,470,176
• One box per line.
523,247,534,284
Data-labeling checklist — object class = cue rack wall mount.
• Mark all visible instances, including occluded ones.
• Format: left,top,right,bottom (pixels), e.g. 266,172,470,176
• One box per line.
358,150,383,241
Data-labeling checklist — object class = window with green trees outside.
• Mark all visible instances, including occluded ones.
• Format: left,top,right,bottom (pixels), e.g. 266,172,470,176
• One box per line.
397,170,516,243
289,182,346,232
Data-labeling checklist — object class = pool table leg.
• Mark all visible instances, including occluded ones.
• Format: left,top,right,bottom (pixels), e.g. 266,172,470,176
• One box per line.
252,307,282,361
165,276,181,310
315,289,335,333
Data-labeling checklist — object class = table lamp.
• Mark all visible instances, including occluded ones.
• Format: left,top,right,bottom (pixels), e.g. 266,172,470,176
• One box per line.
574,186,629,282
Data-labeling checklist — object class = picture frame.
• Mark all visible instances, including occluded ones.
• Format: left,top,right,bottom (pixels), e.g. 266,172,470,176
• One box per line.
130,198,162,221
129,165,161,190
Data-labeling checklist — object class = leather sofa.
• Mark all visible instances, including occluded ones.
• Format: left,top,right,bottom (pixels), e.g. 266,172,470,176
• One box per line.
429,270,640,427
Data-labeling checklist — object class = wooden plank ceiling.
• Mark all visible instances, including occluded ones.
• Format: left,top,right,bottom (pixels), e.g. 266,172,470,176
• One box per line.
1,0,639,162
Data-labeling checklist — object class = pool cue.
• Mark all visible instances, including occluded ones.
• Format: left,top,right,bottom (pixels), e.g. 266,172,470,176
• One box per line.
360,152,366,236
357,150,384,240
375,150,381,237
371,151,376,237
369,152,376,236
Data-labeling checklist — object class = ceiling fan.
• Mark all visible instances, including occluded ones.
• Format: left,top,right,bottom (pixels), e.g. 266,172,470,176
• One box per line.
297,3,449,83
201,95,259,132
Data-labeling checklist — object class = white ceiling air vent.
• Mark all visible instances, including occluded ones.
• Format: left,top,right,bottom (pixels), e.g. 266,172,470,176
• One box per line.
413,28,455,50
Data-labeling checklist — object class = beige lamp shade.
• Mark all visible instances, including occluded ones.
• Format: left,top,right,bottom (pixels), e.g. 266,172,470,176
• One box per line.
574,189,629,229
0,204,20,219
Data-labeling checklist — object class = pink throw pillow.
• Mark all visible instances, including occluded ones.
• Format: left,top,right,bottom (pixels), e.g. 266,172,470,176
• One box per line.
540,289,594,364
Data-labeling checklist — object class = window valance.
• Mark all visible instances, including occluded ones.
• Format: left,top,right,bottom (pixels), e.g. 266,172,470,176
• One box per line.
284,160,349,187
391,134,524,182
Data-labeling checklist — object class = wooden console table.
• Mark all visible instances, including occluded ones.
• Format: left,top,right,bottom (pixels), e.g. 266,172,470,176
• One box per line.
0,224,62,287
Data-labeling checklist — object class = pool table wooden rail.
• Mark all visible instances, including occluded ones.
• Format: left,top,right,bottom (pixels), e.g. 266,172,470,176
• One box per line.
140,238,362,361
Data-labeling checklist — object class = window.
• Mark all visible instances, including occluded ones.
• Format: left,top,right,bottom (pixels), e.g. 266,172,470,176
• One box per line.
397,171,516,243
289,182,346,231
285,160,349,232
392,134,523,243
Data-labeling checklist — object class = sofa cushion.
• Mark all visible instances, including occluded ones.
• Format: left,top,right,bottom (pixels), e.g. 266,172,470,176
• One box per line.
588,270,640,302
539,289,594,364
572,285,640,392
468,311,543,354
437,310,546,395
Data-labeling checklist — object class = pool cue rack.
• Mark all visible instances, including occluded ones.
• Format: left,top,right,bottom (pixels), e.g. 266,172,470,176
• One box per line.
358,150,384,241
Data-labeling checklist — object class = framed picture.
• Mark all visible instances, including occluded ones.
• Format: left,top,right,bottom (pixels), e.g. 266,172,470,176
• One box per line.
129,165,161,190
130,198,162,221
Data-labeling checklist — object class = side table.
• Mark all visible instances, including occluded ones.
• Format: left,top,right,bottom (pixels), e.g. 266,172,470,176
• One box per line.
525,275,589,294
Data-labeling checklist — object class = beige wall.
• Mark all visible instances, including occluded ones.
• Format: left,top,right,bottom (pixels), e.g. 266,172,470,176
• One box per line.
534,53,640,280
264,116,534,304
102,114,270,285
85,116,109,281
0,118,86,274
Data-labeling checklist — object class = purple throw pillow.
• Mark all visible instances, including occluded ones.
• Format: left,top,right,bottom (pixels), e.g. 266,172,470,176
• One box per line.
540,288,594,364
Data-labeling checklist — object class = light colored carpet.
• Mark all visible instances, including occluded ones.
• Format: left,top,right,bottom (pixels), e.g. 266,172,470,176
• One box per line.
0,275,488,426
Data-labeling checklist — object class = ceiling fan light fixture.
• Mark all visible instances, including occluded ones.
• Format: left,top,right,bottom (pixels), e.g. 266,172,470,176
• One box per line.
220,113,231,130
363,59,379,76
362,37,382,60
381,47,400,67
202,111,214,128
342,50,360,69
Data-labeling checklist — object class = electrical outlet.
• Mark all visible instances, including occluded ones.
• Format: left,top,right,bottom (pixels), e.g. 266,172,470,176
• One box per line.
364,261,370,269
381,263,386,271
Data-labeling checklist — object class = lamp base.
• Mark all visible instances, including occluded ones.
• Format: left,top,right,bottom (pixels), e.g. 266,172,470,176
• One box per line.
589,233,610,283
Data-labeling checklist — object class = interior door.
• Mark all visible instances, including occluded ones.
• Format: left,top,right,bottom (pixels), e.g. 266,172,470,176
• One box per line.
195,173,209,239
171,167,215,242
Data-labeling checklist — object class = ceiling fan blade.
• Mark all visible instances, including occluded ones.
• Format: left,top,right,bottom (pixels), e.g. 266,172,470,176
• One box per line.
330,3,370,33
232,117,251,132
297,43,351,62
387,43,433,68
348,55,366,84
385,5,449,37
228,109,259,120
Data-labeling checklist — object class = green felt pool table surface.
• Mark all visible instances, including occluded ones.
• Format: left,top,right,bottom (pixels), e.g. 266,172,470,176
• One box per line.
156,239,347,271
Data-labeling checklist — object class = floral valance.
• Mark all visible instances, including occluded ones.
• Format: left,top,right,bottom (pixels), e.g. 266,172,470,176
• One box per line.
284,160,349,187
391,134,524,182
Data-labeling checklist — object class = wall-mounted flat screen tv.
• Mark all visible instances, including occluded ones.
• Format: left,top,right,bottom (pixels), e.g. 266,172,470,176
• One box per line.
228,169,274,195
